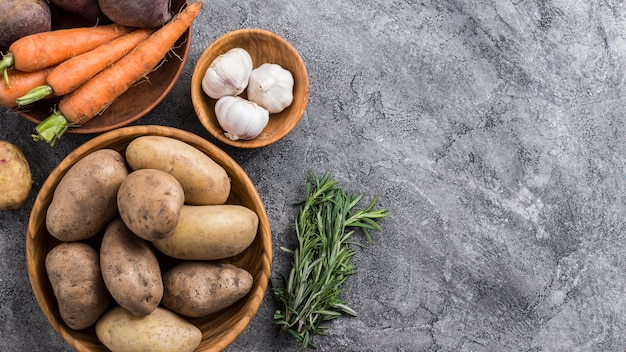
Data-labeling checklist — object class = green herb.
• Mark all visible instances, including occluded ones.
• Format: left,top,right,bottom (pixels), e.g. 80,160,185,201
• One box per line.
273,171,388,350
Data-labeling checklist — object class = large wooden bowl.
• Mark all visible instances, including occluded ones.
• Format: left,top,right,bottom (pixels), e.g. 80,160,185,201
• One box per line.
191,28,309,148
12,0,192,134
26,125,272,351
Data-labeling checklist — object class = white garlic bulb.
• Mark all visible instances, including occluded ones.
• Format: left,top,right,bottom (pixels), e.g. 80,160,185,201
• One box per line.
246,63,294,114
202,48,253,99
215,96,270,141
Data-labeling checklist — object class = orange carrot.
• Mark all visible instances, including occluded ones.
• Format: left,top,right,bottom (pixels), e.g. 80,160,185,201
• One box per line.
0,68,54,108
32,1,203,146
0,23,133,82
15,28,155,107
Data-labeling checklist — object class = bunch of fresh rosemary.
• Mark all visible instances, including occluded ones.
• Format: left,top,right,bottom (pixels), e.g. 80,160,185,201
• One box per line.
272,171,388,350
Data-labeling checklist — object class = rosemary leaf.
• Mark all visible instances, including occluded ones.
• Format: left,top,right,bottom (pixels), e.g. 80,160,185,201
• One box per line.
272,171,388,350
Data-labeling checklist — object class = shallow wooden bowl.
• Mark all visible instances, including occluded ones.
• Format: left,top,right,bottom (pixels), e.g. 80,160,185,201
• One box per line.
26,125,272,352
191,28,309,148
11,0,192,134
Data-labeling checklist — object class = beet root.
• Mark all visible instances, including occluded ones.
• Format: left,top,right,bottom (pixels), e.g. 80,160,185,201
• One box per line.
48,0,102,23
98,0,172,28
0,0,52,49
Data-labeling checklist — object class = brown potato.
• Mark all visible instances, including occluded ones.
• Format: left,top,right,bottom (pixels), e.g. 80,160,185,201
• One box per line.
162,262,253,317
45,242,110,330
117,168,184,241
46,149,128,241
0,141,32,210
100,218,163,316
125,135,231,205
152,204,258,260
96,306,202,352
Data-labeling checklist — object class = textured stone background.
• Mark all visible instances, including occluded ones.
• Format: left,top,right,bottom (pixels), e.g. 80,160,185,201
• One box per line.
2,0,626,351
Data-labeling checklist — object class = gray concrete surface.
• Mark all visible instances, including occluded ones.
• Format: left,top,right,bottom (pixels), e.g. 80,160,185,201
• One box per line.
2,0,626,351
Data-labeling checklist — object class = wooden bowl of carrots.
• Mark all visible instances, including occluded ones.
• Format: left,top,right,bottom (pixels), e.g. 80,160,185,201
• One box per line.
26,125,272,351
11,0,192,136
191,28,309,148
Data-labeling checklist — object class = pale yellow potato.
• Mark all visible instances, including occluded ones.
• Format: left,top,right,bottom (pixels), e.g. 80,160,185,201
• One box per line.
0,141,32,210
100,218,163,316
125,135,231,205
152,204,258,260
162,261,253,317
95,306,202,352
117,168,184,241
46,149,128,241
45,242,111,330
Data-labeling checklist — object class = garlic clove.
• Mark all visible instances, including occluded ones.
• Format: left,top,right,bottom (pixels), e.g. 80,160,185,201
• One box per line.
215,96,270,141
202,48,253,99
247,63,294,114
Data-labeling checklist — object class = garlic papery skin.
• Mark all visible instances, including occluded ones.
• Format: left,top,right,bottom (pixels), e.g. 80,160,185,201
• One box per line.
215,96,270,141
246,63,294,114
202,48,253,99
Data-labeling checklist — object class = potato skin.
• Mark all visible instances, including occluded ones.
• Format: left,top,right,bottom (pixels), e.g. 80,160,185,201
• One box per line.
45,242,111,330
152,204,259,260
46,149,128,241
117,168,184,241
125,135,231,205
100,218,163,316
0,141,32,210
162,262,253,317
95,306,202,352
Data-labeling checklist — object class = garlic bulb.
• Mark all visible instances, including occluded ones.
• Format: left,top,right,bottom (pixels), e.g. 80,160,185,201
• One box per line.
215,96,270,141
202,48,253,99
246,63,294,114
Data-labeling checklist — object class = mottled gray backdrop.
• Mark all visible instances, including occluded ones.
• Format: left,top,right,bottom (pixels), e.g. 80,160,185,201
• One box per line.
1,1,626,351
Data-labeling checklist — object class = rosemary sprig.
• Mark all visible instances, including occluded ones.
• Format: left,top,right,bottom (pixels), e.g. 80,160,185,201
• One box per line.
273,171,388,350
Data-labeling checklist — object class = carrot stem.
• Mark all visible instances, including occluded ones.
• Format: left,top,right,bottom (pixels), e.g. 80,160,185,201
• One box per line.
15,85,53,106
0,53,15,87
31,109,68,147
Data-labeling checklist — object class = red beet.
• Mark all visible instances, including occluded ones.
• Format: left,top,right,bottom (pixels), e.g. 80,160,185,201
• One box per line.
0,0,52,49
48,0,102,23
98,0,172,29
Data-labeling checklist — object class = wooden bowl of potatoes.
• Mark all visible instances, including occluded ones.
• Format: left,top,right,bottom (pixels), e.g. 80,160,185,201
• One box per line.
26,125,272,352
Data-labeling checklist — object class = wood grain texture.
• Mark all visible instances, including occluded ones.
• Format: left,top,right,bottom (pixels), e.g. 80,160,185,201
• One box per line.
191,28,309,148
26,125,272,351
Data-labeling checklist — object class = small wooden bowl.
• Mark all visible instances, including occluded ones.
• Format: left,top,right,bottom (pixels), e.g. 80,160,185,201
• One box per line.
191,28,309,148
26,125,272,352
12,0,192,134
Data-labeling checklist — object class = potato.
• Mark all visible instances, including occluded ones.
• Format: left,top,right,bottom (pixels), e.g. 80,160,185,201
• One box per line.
152,204,259,260
45,242,111,330
117,168,184,241
100,218,163,316
162,262,253,317
46,149,128,242
98,0,171,28
0,0,51,48
125,135,231,205
0,141,32,210
95,306,202,352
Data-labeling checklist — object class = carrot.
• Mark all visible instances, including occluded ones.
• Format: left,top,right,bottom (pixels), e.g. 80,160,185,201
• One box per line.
0,68,54,108
15,28,155,107
0,23,133,85
32,1,203,146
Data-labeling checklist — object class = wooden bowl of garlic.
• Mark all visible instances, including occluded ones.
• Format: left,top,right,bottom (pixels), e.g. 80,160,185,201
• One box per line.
191,28,309,148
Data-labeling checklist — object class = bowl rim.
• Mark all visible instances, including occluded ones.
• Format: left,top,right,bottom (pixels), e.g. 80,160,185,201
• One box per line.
26,125,273,351
191,27,309,148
